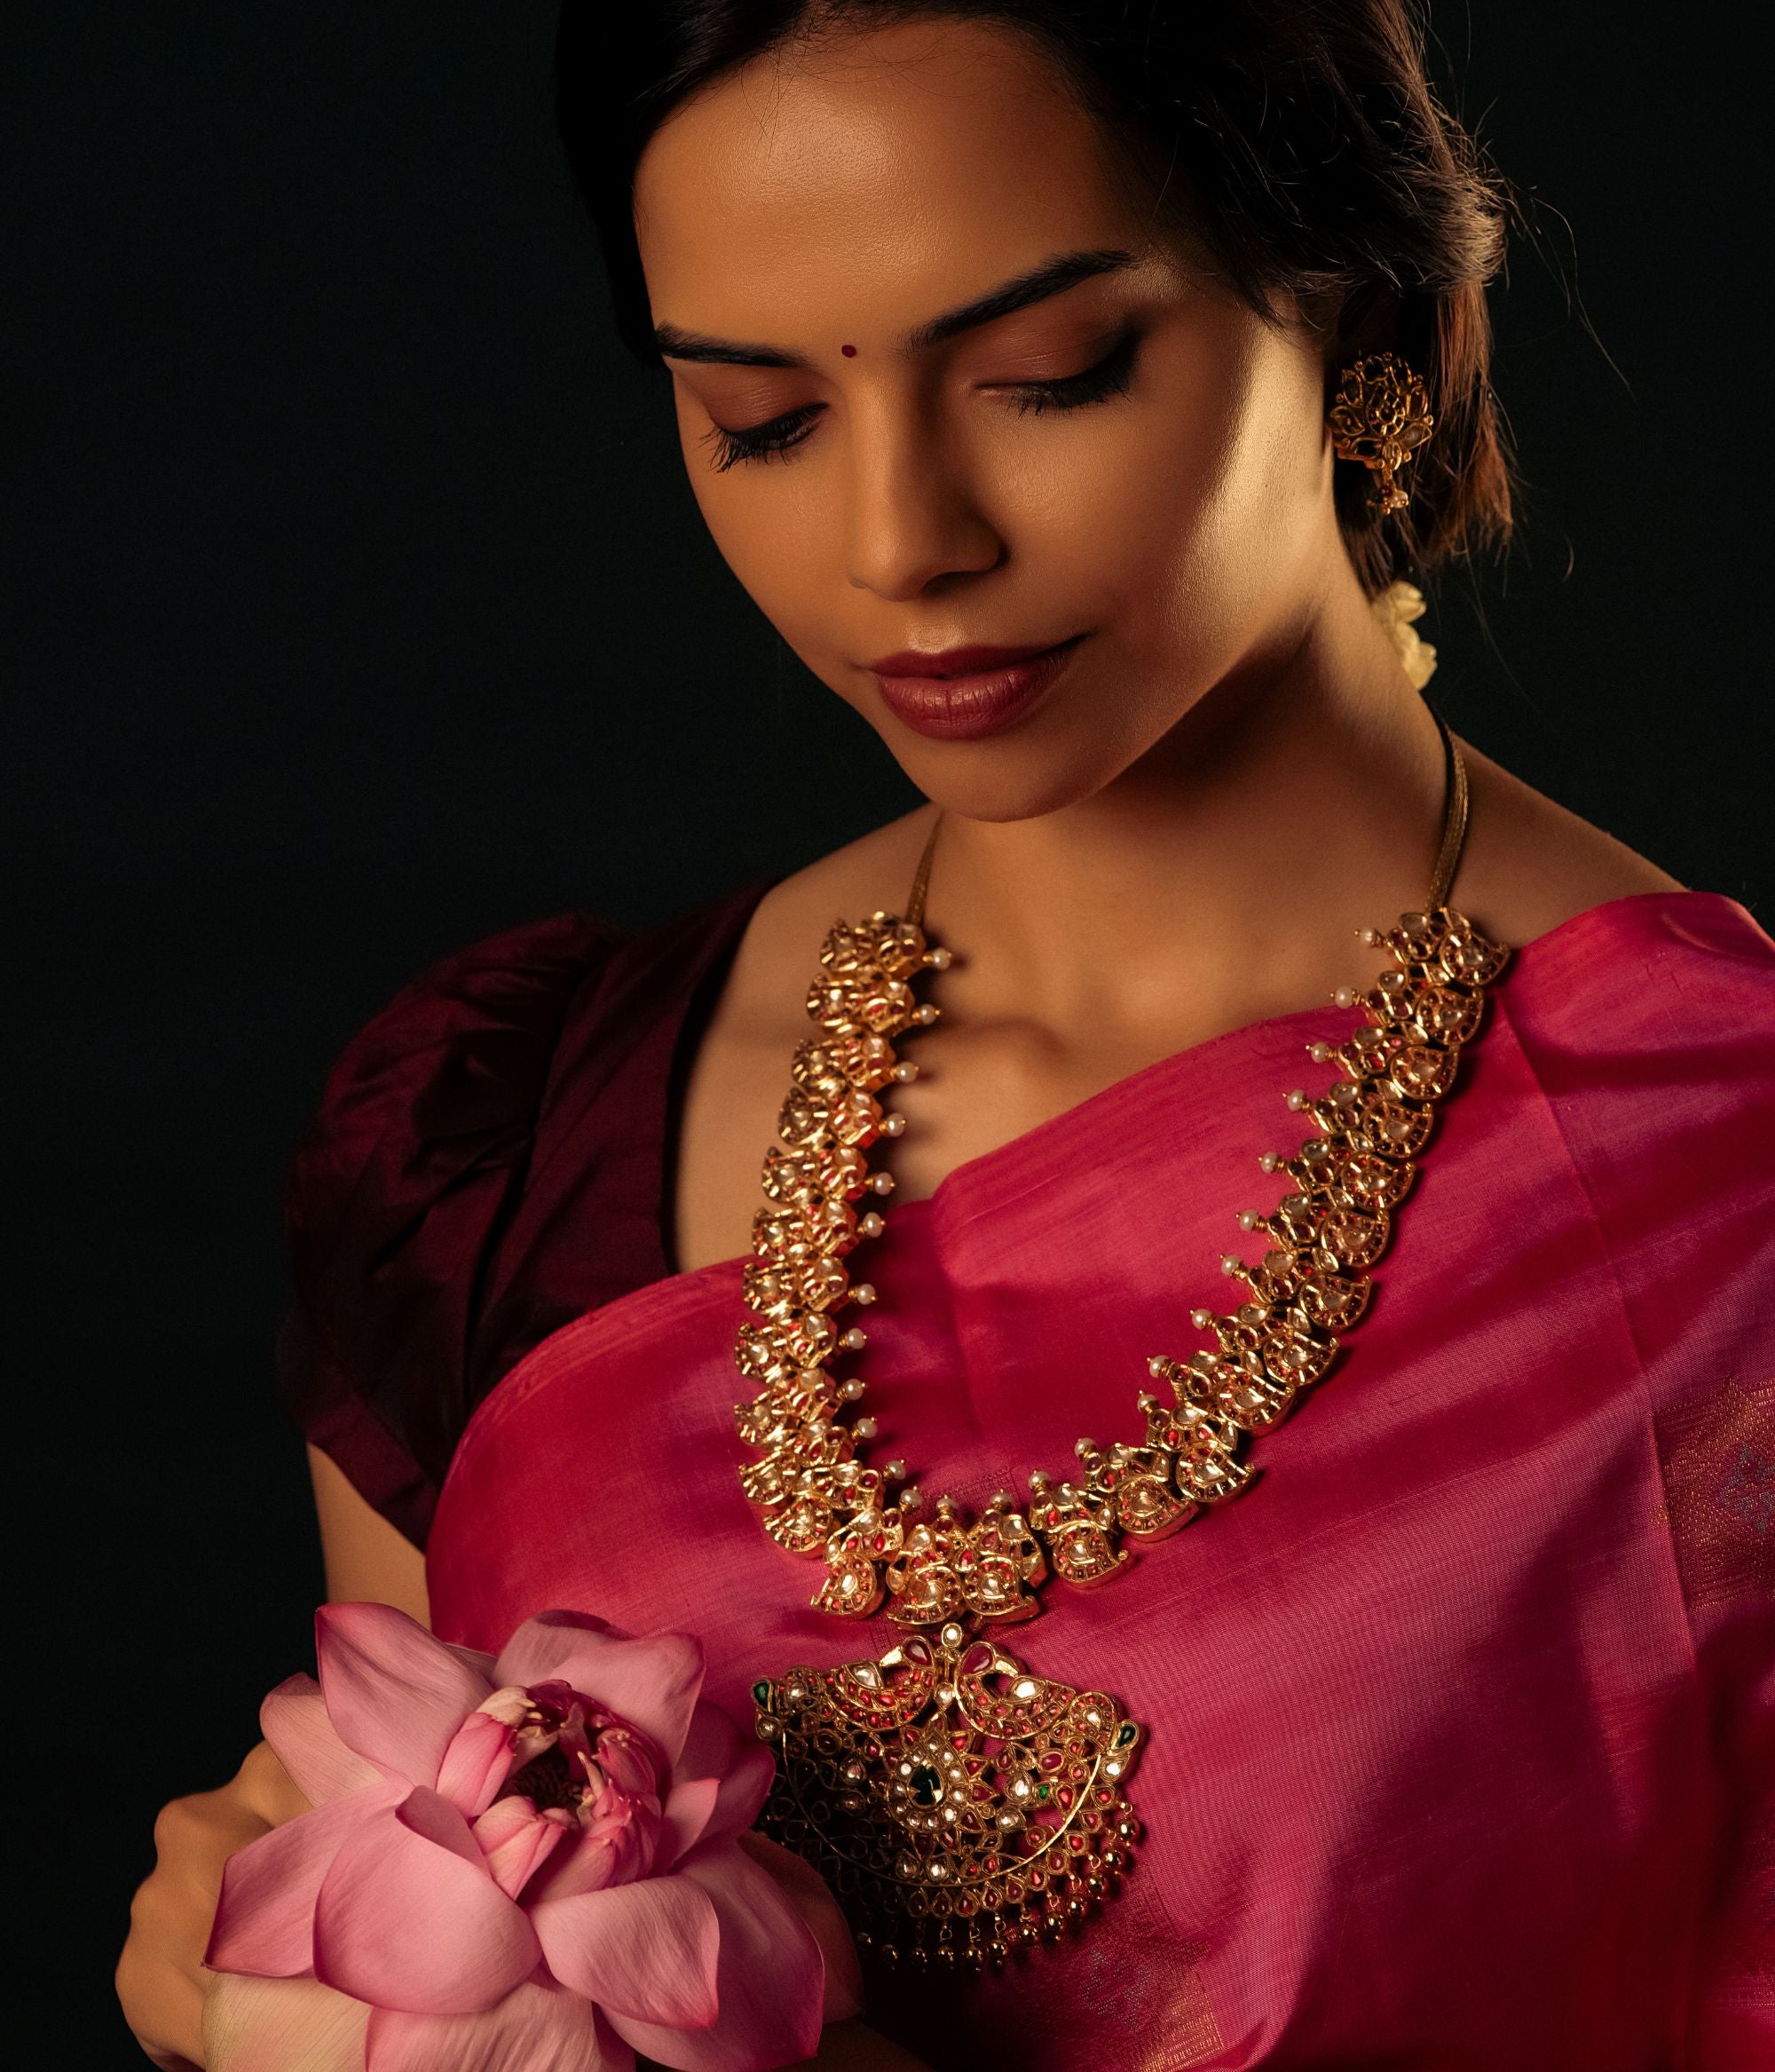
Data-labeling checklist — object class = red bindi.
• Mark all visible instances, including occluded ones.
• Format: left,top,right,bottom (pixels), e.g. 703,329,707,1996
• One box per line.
840,344,857,357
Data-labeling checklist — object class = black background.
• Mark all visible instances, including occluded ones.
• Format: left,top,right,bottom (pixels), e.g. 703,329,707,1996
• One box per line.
7,3,1770,2060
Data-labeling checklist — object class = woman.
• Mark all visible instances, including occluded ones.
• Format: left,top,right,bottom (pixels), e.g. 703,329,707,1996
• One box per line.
119,3,1772,2067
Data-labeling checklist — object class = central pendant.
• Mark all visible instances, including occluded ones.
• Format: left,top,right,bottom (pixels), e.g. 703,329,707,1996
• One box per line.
753,1621,1143,1969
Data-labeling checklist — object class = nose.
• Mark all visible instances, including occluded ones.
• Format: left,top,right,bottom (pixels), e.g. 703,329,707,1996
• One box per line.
842,402,1003,600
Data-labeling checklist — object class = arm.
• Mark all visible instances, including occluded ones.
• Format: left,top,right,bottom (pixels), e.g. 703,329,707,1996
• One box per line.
117,1451,427,2066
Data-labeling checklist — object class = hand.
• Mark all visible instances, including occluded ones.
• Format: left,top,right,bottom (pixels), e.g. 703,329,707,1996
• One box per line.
118,1743,310,2068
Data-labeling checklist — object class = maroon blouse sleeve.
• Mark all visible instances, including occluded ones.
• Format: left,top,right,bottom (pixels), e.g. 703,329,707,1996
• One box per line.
276,888,767,1549
276,913,627,1548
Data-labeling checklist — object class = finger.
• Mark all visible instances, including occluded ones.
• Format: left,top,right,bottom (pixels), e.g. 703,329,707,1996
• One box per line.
117,1939,207,2068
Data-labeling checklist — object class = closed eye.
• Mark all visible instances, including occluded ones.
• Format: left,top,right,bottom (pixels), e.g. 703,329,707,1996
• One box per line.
994,328,1141,415
701,406,823,474
699,327,1141,471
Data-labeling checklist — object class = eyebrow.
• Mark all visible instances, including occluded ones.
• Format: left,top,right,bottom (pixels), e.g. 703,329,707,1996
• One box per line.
652,247,1137,368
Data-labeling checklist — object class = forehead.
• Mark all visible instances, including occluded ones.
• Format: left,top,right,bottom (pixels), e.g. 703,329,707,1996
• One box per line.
633,19,1149,336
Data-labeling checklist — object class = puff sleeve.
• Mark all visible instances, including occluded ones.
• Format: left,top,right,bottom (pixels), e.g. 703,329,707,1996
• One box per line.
277,913,625,1548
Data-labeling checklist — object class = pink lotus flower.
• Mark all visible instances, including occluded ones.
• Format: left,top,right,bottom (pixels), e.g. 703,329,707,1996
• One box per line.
205,1605,858,2071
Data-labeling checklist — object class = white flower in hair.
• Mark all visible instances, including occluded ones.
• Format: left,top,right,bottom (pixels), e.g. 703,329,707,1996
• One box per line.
1371,579,1438,689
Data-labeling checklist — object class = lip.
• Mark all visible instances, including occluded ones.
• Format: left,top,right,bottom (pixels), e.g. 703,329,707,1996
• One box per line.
866,635,1087,742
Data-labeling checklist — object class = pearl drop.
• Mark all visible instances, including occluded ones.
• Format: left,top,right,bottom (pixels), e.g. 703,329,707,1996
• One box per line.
1285,1089,1306,1111
1308,1041,1333,1064
1220,1254,1241,1276
1360,928,1380,947
1333,985,1357,1008
859,1212,884,1238
1258,1152,1279,1173
840,1378,864,1400
1148,1355,1170,1378
927,946,952,969
871,1173,895,1194
894,1062,919,1083
855,1416,879,1440
852,1282,877,1306
1189,1308,1211,1330
915,1004,939,1024
1237,1210,1259,1231
886,1459,908,1480
882,1114,907,1137
841,1327,868,1351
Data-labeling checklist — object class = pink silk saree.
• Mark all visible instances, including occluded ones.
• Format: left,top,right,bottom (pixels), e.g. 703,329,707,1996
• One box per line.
426,893,1774,2069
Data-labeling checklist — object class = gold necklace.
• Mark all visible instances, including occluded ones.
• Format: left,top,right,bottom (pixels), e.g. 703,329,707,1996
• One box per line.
739,720,1509,1970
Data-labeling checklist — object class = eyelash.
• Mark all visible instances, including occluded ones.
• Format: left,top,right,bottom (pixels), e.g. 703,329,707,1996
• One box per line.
700,328,1140,472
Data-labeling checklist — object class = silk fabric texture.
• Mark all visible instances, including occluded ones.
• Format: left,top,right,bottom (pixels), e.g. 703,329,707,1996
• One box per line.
305,892,1775,2068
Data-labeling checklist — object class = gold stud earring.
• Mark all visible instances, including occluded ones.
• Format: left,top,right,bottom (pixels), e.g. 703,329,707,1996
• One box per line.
1329,352,1434,517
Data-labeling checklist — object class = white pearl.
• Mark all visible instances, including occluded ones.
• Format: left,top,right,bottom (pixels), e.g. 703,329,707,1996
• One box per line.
1285,1089,1306,1111
1333,985,1357,1008
853,1281,877,1305
1190,1308,1211,1329
1360,928,1380,947
1237,1210,1259,1231
871,1173,895,1194
1220,1254,1241,1276
886,1459,908,1480
840,1378,864,1400
881,1114,907,1137
855,1416,879,1440
927,946,952,969
840,1327,868,1351
1258,1152,1279,1173
1308,1041,1333,1064
859,1212,884,1238
894,1062,919,1083
915,1004,939,1024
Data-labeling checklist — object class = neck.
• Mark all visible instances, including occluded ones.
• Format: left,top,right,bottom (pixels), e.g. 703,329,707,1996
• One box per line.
916,578,1448,1036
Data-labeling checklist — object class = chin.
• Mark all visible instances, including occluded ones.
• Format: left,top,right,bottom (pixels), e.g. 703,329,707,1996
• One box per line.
872,723,1140,826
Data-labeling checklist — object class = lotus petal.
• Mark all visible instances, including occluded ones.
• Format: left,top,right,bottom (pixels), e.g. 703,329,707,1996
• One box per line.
473,1797,572,1901
365,1981,629,2072
531,1875,719,2030
436,1708,519,1820
602,1841,824,2070
207,1791,397,1977
202,1972,370,2072
261,1675,383,1807
313,1788,538,2014
674,1704,774,1848
316,1604,493,1787
660,1777,721,1866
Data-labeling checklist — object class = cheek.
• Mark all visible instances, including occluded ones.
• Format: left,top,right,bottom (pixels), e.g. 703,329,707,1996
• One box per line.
1093,324,1329,666
677,421,835,643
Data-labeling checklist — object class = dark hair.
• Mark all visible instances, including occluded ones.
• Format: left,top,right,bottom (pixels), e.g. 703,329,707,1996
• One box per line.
555,0,1512,591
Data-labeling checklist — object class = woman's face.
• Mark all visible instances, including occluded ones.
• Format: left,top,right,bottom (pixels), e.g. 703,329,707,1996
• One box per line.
633,17,1342,821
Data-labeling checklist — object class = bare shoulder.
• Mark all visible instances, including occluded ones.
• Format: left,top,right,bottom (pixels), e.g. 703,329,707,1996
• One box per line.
1455,740,1684,946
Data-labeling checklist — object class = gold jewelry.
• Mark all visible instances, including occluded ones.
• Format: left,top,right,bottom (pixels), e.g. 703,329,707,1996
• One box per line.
744,720,1507,1967
1329,352,1434,516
